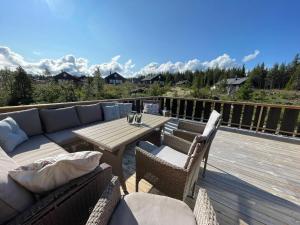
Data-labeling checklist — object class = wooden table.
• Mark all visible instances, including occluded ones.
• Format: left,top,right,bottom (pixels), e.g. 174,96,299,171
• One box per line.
74,114,171,193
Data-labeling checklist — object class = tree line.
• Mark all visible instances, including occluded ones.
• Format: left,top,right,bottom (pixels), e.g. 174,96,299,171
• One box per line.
154,54,300,90
0,54,299,106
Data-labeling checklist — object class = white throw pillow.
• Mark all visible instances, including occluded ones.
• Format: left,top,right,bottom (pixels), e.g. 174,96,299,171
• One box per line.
9,151,102,194
0,117,28,152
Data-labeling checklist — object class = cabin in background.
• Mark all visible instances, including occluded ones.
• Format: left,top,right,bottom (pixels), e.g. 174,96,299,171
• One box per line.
54,71,81,83
104,72,126,85
141,74,165,85
225,77,248,94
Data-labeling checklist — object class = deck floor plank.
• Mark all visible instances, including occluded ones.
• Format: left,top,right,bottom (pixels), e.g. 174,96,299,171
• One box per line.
122,122,300,225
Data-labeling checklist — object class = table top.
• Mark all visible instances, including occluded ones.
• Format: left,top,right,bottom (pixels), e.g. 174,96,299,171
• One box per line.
74,114,171,152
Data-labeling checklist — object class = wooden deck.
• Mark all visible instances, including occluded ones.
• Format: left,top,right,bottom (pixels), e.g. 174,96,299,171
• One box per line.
122,121,300,225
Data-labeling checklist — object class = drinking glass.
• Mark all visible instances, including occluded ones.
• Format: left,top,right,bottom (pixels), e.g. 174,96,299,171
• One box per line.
127,113,135,124
135,113,142,124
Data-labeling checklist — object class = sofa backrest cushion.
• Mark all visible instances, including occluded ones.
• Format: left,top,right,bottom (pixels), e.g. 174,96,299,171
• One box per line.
118,103,133,118
0,117,28,153
0,147,34,224
103,105,120,121
40,106,81,133
76,103,102,124
0,108,43,137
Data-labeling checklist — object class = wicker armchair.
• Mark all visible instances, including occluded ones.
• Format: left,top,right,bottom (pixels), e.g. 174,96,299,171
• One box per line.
6,163,113,225
86,177,219,225
135,134,209,200
173,110,222,177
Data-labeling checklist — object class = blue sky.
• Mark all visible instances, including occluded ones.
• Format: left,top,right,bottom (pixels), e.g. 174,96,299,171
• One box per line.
0,0,299,76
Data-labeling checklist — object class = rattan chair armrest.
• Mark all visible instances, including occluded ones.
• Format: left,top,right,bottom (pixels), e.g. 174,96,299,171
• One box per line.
136,146,188,199
193,189,219,225
178,120,206,133
162,134,191,154
85,176,120,225
173,129,197,142
6,164,112,225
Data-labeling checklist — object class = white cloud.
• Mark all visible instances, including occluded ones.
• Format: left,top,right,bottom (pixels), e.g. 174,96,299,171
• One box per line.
242,50,260,63
0,46,240,77
137,54,237,75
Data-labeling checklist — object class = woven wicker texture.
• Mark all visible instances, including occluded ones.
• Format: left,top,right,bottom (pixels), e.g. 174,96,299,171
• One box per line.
6,164,112,225
86,176,120,225
194,188,219,225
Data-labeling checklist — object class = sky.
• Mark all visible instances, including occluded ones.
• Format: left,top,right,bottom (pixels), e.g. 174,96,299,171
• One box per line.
0,0,300,77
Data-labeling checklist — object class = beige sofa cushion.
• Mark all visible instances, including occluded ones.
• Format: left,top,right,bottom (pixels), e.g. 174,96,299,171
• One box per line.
40,106,81,133
76,103,102,124
0,148,34,224
0,108,43,136
45,128,80,146
45,122,102,146
9,151,102,194
9,135,67,166
109,192,196,225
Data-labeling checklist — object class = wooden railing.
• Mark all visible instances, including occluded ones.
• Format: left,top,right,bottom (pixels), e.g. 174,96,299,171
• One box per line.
156,97,300,138
0,96,299,137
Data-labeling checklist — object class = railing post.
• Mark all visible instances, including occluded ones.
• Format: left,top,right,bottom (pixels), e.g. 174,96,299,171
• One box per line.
256,106,264,132
192,100,196,121
176,98,180,118
183,100,187,119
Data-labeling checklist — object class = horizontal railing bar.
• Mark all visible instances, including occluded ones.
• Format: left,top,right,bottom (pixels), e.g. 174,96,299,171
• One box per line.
160,96,300,110
0,97,159,113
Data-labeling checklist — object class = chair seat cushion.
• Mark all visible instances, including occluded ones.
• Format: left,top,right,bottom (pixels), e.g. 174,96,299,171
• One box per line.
9,135,67,166
109,192,196,225
139,141,189,168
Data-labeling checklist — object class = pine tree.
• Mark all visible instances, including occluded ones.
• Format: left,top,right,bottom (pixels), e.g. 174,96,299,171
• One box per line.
93,67,104,99
12,66,33,104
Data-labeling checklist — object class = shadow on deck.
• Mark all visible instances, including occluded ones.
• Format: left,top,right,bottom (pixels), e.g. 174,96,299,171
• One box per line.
122,120,300,225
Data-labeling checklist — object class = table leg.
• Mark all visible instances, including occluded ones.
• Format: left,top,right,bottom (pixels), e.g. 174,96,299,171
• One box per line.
94,146,128,194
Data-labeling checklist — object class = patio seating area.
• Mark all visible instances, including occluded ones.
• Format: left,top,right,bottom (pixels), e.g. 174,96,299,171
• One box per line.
0,97,299,225
123,119,300,225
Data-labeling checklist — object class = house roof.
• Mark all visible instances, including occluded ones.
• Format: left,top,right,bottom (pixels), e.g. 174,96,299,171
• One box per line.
142,74,161,81
54,71,80,82
104,72,126,80
226,77,248,85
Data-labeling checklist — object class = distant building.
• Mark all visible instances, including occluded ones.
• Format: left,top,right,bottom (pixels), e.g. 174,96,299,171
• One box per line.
225,77,248,94
104,72,126,85
141,74,165,85
54,71,81,83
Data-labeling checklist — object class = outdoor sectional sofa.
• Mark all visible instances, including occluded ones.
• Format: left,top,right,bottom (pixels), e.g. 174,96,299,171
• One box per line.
0,102,131,224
